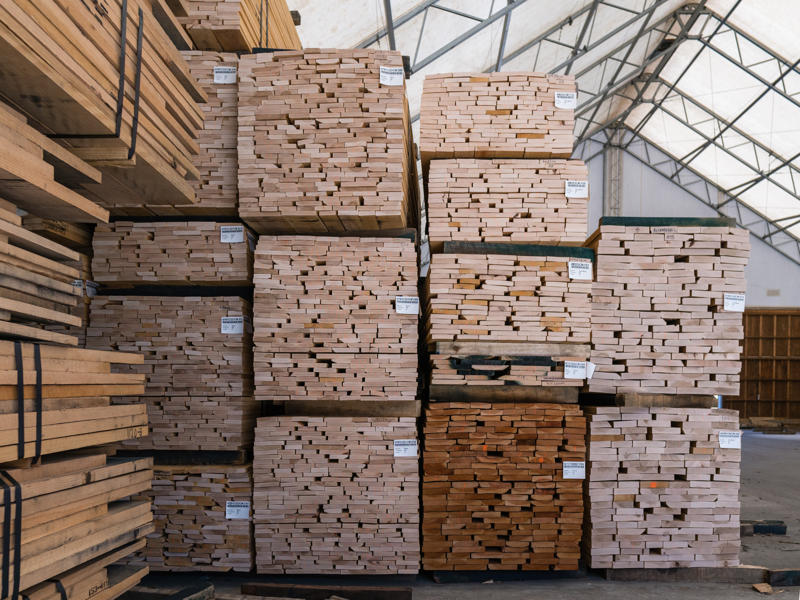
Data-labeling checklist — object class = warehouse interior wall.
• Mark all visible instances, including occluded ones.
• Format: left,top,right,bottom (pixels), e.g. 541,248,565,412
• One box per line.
586,153,800,308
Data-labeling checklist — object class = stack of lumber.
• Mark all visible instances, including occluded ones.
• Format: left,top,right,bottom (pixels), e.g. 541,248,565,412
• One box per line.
86,295,256,450
422,402,586,570
0,341,147,462
92,221,254,285
427,159,589,248
253,416,420,574
588,218,751,395
0,453,153,597
0,0,207,212
21,218,94,251
168,0,301,51
181,52,240,216
253,236,418,404
128,464,253,572
584,407,741,568
238,49,418,234
41,252,94,348
419,73,575,167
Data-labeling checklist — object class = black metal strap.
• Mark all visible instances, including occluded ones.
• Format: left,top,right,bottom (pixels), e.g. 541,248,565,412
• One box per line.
0,471,22,600
49,579,68,600
0,475,10,600
13,342,24,460
33,344,43,462
127,7,144,160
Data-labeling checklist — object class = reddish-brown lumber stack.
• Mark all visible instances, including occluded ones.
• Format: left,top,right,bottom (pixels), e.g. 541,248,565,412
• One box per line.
237,49,417,233
253,416,420,574
427,159,589,248
588,218,750,395
584,407,741,568
422,403,586,570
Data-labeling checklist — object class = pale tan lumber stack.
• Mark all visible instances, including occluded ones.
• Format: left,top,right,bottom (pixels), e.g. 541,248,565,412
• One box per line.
254,236,418,404
427,159,589,248
238,49,418,234
422,402,586,570
128,464,253,572
0,0,207,212
0,341,147,463
168,0,301,51
584,407,741,568
588,218,750,395
92,221,254,285
253,417,420,574
86,295,256,450
419,73,575,168
0,453,153,600
181,52,240,216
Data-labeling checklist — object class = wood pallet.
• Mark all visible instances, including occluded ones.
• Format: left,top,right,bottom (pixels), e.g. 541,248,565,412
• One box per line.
92,221,254,285
584,407,741,568
238,49,418,234
0,453,153,599
588,218,750,395
86,295,256,450
419,73,575,169
0,0,207,212
253,416,420,574
422,402,586,571
126,463,253,572
168,0,301,51
427,159,589,248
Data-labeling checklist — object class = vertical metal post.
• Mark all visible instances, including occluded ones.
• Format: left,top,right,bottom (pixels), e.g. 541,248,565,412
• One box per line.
495,0,513,71
604,126,624,216
383,0,397,50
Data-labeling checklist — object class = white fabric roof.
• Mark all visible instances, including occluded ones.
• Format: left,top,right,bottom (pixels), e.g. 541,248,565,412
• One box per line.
286,0,800,239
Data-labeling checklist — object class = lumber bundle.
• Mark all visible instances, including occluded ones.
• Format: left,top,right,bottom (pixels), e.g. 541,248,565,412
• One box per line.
128,464,253,572
254,236,418,403
427,159,589,248
238,49,418,234
0,454,154,599
41,252,94,348
92,221,254,285
18,556,147,600
422,403,586,570
584,407,741,568
419,73,575,167
86,295,256,450
588,218,750,395
21,218,94,250
0,0,207,212
181,52,239,216
0,341,147,463
168,0,301,51
253,417,420,574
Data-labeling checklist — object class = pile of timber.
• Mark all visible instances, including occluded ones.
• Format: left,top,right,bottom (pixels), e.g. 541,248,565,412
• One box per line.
41,252,94,348
427,159,589,248
253,416,420,574
0,0,207,212
422,402,586,570
168,0,301,52
419,73,575,168
253,236,418,404
92,221,254,285
588,218,751,395
0,453,153,597
86,295,256,450
21,218,94,251
584,407,741,568
128,464,253,572
0,341,147,463
238,49,418,234
181,52,239,216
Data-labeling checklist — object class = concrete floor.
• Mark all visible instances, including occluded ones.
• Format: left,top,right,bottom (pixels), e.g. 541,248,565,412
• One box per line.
141,430,800,599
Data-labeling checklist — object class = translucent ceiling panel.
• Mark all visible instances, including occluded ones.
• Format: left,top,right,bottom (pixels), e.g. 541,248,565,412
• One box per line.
734,91,800,164
739,181,800,237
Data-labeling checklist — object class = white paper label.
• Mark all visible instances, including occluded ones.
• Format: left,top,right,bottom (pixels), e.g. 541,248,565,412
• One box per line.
554,91,577,109
565,180,589,198
563,461,586,479
564,361,587,379
225,500,250,519
379,66,404,86
586,361,596,379
723,293,745,312
719,430,742,449
395,296,420,315
220,225,244,243
213,66,236,84
221,316,244,334
568,261,593,280
394,439,418,457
